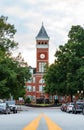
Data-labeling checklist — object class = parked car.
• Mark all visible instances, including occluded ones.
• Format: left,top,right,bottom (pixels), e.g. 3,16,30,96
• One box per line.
5,100,17,113
72,101,84,114
61,103,67,112
82,103,84,115
66,102,74,113
0,102,10,114
0,99,3,103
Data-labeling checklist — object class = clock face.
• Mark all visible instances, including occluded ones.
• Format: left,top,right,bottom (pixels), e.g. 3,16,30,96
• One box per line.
40,53,45,59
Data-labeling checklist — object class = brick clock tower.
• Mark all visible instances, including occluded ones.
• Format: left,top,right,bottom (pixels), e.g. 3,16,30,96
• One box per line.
26,23,49,103
36,23,49,73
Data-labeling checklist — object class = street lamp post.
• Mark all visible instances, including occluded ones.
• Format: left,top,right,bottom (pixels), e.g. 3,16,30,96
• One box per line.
77,90,83,100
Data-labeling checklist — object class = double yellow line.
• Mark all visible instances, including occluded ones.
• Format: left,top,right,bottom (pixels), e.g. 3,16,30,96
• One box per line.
23,113,62,130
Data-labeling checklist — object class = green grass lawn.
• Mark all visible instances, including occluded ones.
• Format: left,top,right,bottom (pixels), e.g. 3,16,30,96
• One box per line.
31,103,54,107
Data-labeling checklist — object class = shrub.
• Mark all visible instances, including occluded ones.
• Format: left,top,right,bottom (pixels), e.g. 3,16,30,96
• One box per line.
25,97,31,104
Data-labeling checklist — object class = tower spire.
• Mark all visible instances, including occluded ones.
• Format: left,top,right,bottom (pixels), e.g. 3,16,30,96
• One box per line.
36,23,49,40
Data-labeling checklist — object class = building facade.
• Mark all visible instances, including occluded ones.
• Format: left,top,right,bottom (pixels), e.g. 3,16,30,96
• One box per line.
25,24,50,103
25,24,73,104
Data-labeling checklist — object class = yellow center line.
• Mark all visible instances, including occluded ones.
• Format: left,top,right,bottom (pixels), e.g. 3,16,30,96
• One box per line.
23,114,42,130
43,114,62,130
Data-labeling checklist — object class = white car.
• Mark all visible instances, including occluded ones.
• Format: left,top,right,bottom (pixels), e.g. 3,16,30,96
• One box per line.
66,102,74,113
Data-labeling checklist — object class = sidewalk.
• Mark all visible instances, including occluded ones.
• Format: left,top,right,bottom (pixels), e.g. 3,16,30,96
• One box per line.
17,105,29,111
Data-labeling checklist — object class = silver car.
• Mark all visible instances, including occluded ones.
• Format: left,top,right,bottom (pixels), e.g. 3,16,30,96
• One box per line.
5,100,17,113
72,102,84,114
0,102,10,114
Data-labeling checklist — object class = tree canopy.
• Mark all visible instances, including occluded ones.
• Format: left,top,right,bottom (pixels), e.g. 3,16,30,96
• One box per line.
0,16,31,99
0,16,18,53
44,25,84,99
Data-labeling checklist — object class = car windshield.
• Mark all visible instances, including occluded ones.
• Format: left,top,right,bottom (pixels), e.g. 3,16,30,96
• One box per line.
0,103,6,107
6,101,15,105
77,102,84,105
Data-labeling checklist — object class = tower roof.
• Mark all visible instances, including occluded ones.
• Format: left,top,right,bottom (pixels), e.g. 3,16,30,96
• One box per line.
36,23,49,40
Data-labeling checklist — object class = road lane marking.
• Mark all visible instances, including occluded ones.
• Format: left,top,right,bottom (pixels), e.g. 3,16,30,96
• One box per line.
43,114,62,130
23,114,42,130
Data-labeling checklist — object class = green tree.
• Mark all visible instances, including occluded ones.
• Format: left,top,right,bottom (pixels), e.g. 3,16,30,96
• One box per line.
0,53,31,99
44,25,84,100
0,16,31,99
0,16,18,53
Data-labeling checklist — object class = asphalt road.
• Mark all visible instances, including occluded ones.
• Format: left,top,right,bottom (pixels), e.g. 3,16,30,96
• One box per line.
0,106,84,130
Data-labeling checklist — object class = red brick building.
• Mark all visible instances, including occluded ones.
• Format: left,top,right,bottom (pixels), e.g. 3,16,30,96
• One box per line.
25,24,73,104
25,23,50,103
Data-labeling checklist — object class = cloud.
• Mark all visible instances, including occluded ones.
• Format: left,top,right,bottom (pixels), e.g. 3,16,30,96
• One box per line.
0,0,84,67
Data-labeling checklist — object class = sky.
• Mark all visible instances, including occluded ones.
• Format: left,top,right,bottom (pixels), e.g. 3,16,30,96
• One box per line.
0,0,84,67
